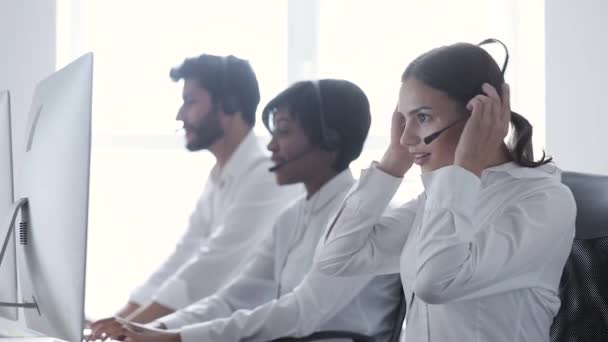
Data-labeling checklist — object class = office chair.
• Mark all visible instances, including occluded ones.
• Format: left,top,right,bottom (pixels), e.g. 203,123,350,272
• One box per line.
550,171,608,342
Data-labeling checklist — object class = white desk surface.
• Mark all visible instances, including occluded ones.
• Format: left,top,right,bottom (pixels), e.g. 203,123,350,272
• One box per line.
0,316,67,341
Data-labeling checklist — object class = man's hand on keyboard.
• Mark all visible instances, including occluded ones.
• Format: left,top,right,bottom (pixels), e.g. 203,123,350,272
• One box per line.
88,316,121,341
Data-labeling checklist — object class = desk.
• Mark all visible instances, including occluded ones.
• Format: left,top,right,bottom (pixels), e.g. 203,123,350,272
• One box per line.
0,316,67,341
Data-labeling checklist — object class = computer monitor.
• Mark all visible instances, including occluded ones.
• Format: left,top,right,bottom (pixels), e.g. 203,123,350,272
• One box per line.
3,53,93,342
0,91,17,321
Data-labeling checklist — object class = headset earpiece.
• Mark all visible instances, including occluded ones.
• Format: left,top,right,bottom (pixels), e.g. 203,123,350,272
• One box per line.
311,80,341,151
220,56,241,114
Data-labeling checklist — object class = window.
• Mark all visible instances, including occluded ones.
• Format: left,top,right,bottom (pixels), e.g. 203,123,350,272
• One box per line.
58,0,288,318
57,0,544,318
316,0,544,198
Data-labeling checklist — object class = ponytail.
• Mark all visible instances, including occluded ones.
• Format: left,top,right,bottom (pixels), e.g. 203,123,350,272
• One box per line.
508,111,552,167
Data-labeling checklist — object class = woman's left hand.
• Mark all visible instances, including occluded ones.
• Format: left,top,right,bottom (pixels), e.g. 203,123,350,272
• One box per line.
106,321,180,342
454,83,511,177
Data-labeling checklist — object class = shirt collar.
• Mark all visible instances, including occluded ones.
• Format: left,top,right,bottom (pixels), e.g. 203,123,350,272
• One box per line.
420,162,561,188
481,161,561,180
210,131,266,187
304,169,355,213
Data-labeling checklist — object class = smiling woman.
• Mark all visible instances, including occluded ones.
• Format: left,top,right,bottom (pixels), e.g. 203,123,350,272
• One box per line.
262,79,371,193
315,41,575,342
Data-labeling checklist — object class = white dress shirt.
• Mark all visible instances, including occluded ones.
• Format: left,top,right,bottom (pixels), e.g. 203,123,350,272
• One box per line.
129,131,302,309
156,169,402,342
316,163,576,342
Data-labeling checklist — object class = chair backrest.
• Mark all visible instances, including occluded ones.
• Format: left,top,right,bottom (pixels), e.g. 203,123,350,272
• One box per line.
550,171,608,342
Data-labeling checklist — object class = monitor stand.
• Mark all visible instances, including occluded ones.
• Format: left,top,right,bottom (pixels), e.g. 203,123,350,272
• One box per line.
0,199,39,314
0,200,66,341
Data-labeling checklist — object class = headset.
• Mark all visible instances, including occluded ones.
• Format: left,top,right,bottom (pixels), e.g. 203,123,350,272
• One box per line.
423,38,510,145
265,80,343,172
478,38,509,77
219,55,241,114
310,80,341,151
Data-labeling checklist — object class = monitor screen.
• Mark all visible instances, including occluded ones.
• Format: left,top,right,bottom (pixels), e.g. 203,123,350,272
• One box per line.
13,53,93,342
0,90,17,321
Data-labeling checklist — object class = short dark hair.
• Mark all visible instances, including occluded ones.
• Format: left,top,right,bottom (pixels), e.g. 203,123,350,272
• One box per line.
262,79,371,171
170,54,260,127
402,41,551,168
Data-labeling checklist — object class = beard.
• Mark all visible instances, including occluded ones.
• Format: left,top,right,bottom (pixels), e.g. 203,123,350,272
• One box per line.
184,106,225,151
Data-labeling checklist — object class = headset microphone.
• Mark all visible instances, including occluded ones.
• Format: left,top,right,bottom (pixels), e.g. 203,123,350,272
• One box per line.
424,39,508,145
422,118,467,145
269,148,314,172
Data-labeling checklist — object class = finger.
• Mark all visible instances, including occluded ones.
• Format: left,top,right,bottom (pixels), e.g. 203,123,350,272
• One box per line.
476,90,507,140
501,83,511,114
392,111,406,144
90,324,107,341
482,83,501,102
104,329,118,340
93,332,107,342
467,96,487,122
480,95,495,122
496,94,510,136
90,317,112,330
492,94,509,132
492,100,508,138
466,96,479,113
487,92,501,123
91,317,116,339
95,321,120,338
103,322,126,341
90,326,104,340
107,325,130,341
481,83,503,125
469,96,497,142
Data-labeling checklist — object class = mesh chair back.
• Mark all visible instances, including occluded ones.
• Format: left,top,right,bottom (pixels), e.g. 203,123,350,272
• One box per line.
550,171,608,342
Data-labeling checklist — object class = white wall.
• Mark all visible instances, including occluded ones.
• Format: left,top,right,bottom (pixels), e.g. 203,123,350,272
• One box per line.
546,0,608,175
0,0,55,321
0,0,56,173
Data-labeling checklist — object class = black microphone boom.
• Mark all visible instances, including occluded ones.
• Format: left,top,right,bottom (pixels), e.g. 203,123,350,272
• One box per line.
423,118,468,145
268,162,286,172
268,148,314,172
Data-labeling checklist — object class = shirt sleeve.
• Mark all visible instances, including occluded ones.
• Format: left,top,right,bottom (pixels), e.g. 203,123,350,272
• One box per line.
174,270,377,342
156,218,281,329
151,169,299,310
412,165,576,304
315,165,421,276
129,188,213,305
